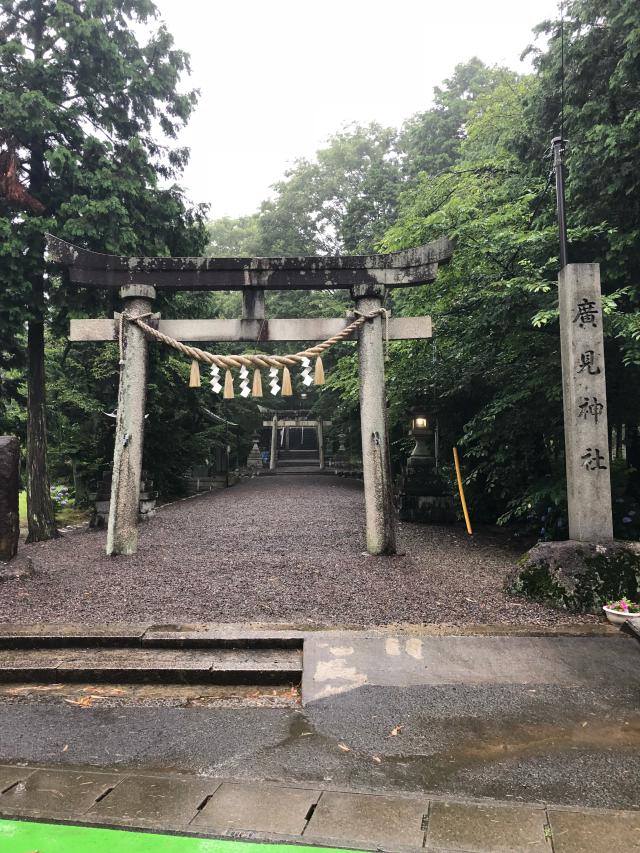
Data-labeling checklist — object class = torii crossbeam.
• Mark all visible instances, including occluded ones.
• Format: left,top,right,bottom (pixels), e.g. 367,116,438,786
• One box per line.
49,235,453,557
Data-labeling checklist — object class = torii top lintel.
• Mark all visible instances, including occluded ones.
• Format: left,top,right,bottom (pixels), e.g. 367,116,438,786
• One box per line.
46,234,453,292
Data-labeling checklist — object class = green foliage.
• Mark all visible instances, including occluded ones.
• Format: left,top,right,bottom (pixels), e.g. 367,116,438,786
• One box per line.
526,0,640,366
208,123,401,258
399,58,514,177
206,215,262,257
0,0,208,507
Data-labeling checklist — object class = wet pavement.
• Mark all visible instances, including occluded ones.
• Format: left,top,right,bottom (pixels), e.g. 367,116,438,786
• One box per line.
0,628,638,811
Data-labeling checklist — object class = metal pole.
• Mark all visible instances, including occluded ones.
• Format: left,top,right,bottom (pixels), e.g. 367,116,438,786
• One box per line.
552,136,568,269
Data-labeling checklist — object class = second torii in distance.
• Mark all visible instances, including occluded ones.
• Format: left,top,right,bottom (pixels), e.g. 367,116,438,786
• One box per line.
49,235,453,557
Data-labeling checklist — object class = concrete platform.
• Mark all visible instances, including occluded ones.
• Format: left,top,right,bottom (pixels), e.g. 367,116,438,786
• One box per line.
302,633,640,701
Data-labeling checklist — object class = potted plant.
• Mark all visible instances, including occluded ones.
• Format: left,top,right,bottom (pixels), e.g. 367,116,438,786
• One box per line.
603,597,640,626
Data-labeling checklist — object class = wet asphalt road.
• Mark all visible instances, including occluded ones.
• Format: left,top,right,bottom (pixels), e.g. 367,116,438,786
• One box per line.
1,678,638,811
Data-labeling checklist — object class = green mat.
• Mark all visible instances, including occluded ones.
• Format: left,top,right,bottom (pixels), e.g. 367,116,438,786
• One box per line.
0,818,354,852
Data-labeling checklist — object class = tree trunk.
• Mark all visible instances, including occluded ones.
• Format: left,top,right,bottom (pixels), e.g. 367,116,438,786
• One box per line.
25,309,58,542
25,117,58,542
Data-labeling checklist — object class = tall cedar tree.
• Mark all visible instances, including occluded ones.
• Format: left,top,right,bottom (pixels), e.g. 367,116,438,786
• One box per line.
0,0,199,541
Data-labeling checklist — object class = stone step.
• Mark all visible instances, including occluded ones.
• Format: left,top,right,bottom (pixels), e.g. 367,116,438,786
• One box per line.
0,647,302,685
273,467,327,474
276,462,321,469
0,624,303,651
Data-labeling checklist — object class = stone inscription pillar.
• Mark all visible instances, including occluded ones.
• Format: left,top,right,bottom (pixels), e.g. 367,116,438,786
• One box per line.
270,414,278,471
559,264,613,541
106,285,156,556
0,436,20,563
351,283,397,555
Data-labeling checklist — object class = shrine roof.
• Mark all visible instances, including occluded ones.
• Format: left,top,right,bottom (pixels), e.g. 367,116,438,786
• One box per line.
46,234,453,291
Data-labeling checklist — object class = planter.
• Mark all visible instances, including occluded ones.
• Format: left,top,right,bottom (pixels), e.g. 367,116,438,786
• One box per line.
602,606,640,626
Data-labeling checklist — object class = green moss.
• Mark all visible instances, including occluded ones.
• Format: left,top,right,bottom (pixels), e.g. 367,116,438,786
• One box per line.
509,559,567,606
509,549,640,613
573,551,640,611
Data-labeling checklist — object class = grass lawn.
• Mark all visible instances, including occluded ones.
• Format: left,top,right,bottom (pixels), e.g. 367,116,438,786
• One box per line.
0,819,353,853
18,491,27,524
18,490,90,529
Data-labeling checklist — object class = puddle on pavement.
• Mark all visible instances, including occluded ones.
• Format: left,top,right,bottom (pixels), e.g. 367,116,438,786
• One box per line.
273,707,640,792
368,713,640,789
0,682,301,709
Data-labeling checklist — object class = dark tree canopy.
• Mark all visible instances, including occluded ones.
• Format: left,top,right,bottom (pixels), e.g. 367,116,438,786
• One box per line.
0,0,207,539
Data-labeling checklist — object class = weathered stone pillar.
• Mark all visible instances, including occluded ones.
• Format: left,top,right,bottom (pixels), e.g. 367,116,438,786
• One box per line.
242,288,265,321
106,285,156,556
270,414,278,471
351,283,396,555
318,418,325,470
0,437,20,563
559,264,613,541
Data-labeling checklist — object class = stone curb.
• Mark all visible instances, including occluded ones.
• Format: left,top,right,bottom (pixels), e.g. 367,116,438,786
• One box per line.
0,763,638,852
0,621,619,642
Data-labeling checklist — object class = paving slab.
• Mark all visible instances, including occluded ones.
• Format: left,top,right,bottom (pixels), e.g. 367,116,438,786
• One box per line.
88,773,218,828
0,765,34,794
305,790,428,849
302,634,640,702
0,768,121,817
548,808,640,852
192,781,319,835
426,801,548,853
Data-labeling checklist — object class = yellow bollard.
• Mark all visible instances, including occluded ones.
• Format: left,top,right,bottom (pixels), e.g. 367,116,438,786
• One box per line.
453,446,473,536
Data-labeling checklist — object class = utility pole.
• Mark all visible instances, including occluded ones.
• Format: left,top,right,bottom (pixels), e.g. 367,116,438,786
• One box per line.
552,136,568,269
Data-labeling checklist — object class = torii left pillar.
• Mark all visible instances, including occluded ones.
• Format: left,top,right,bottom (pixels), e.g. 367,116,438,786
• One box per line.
107,285,156,555
352,282,397,555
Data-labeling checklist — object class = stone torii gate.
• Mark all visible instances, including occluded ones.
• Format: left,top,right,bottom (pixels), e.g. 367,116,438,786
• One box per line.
263,412,332,471
49,235,453,557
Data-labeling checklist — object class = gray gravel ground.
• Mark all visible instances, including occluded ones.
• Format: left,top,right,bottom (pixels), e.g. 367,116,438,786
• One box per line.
0,475,595,626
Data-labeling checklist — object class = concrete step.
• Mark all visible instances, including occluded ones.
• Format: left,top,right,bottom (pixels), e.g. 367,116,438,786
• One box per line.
0,647,302,685
0,624,303,651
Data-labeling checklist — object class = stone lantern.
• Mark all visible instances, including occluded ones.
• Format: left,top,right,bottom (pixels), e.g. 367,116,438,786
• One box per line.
399,408,455,523
409,411,431,463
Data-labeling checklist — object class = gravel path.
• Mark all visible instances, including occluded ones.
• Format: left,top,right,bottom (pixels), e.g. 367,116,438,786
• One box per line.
1,475,594,626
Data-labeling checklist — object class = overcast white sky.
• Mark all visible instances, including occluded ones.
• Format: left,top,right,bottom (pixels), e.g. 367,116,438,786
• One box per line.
154,0,560,219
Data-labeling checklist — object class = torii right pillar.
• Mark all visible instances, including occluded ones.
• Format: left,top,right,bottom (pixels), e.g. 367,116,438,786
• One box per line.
559,264,613,541
352,283,397,555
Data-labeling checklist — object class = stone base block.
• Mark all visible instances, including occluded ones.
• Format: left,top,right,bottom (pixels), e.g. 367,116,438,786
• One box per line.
0,555,34,583
399,493,456,524
509,539,640,613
